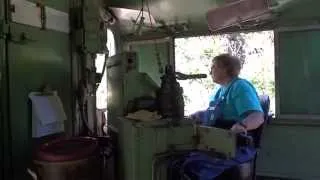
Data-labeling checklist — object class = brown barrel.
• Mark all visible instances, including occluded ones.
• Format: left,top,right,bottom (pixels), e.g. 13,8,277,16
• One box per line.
33,137,101,180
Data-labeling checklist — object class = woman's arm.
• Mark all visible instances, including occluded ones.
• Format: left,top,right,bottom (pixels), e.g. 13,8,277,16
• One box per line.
231,111,264,133
230,80,265,133
242,111,264,130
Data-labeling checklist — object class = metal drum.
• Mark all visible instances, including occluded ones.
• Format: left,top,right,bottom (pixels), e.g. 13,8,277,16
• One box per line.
33,137,101,180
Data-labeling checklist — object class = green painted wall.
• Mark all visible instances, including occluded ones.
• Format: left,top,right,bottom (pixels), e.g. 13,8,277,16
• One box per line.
1,0,103,178
1,0,12,179
118,118,194,180
257,29,320,179
3,1,71,179
257,124,320,179
1,31,11,180
278,30,320,115
8,23,71,179
276,0,320,23
0,36,7,179
129,41,171,85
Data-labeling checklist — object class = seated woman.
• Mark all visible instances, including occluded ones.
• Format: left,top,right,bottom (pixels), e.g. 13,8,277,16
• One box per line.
192,53,264,134
171,54,265,180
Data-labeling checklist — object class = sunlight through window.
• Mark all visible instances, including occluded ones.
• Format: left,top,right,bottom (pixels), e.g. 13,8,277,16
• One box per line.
175,31,275,115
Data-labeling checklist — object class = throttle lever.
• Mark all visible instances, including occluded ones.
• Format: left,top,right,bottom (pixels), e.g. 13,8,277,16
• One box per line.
176,72,207,80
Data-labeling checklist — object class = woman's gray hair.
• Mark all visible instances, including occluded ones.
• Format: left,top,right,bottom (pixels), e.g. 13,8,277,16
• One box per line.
213,54,242,77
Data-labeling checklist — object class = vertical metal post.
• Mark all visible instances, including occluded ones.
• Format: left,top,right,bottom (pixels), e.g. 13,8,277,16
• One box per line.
168,37,175,69
86,53,97,135
1,0,13,179
273,30,280,118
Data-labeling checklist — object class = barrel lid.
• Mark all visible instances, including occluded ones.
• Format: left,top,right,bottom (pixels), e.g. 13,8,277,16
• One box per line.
35,137,98,162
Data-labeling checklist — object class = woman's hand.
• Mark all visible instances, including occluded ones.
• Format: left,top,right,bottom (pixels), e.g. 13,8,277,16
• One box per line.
230,122,247,134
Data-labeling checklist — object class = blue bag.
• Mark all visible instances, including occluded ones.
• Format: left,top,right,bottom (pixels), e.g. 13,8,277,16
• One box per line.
168,147,256,180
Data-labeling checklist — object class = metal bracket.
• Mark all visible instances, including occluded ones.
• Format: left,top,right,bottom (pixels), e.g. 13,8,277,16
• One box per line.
0,22,32,44
36,1,46,30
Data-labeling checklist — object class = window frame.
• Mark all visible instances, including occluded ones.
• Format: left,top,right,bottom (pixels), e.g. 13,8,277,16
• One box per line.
96,28,117,109
275,25,320,121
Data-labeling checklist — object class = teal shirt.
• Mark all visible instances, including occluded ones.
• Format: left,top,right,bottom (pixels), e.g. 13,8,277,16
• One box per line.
209,78,263,122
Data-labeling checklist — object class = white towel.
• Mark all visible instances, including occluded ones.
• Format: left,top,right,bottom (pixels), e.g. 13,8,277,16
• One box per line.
29,91,67,125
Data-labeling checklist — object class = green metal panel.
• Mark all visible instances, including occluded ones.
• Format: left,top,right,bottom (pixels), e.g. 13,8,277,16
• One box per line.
278,30,320,115
8,22,71,179
1,1,72,179
130,42,169,85
276,0,320,23
118,117,237,180
0,31,9,180
257,29,320,179
0,0,4,175
0,38,4,179
0,38,11,180
82,0,102,53
257,123,320,179
118,117,194,180
106,52,160,129
0,0,12,179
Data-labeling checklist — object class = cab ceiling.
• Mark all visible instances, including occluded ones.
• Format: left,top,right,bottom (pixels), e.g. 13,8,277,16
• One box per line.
104,0,320,38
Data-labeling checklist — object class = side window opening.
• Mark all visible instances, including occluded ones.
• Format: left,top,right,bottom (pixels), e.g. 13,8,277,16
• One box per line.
96,29,116,110
175,31,275,116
